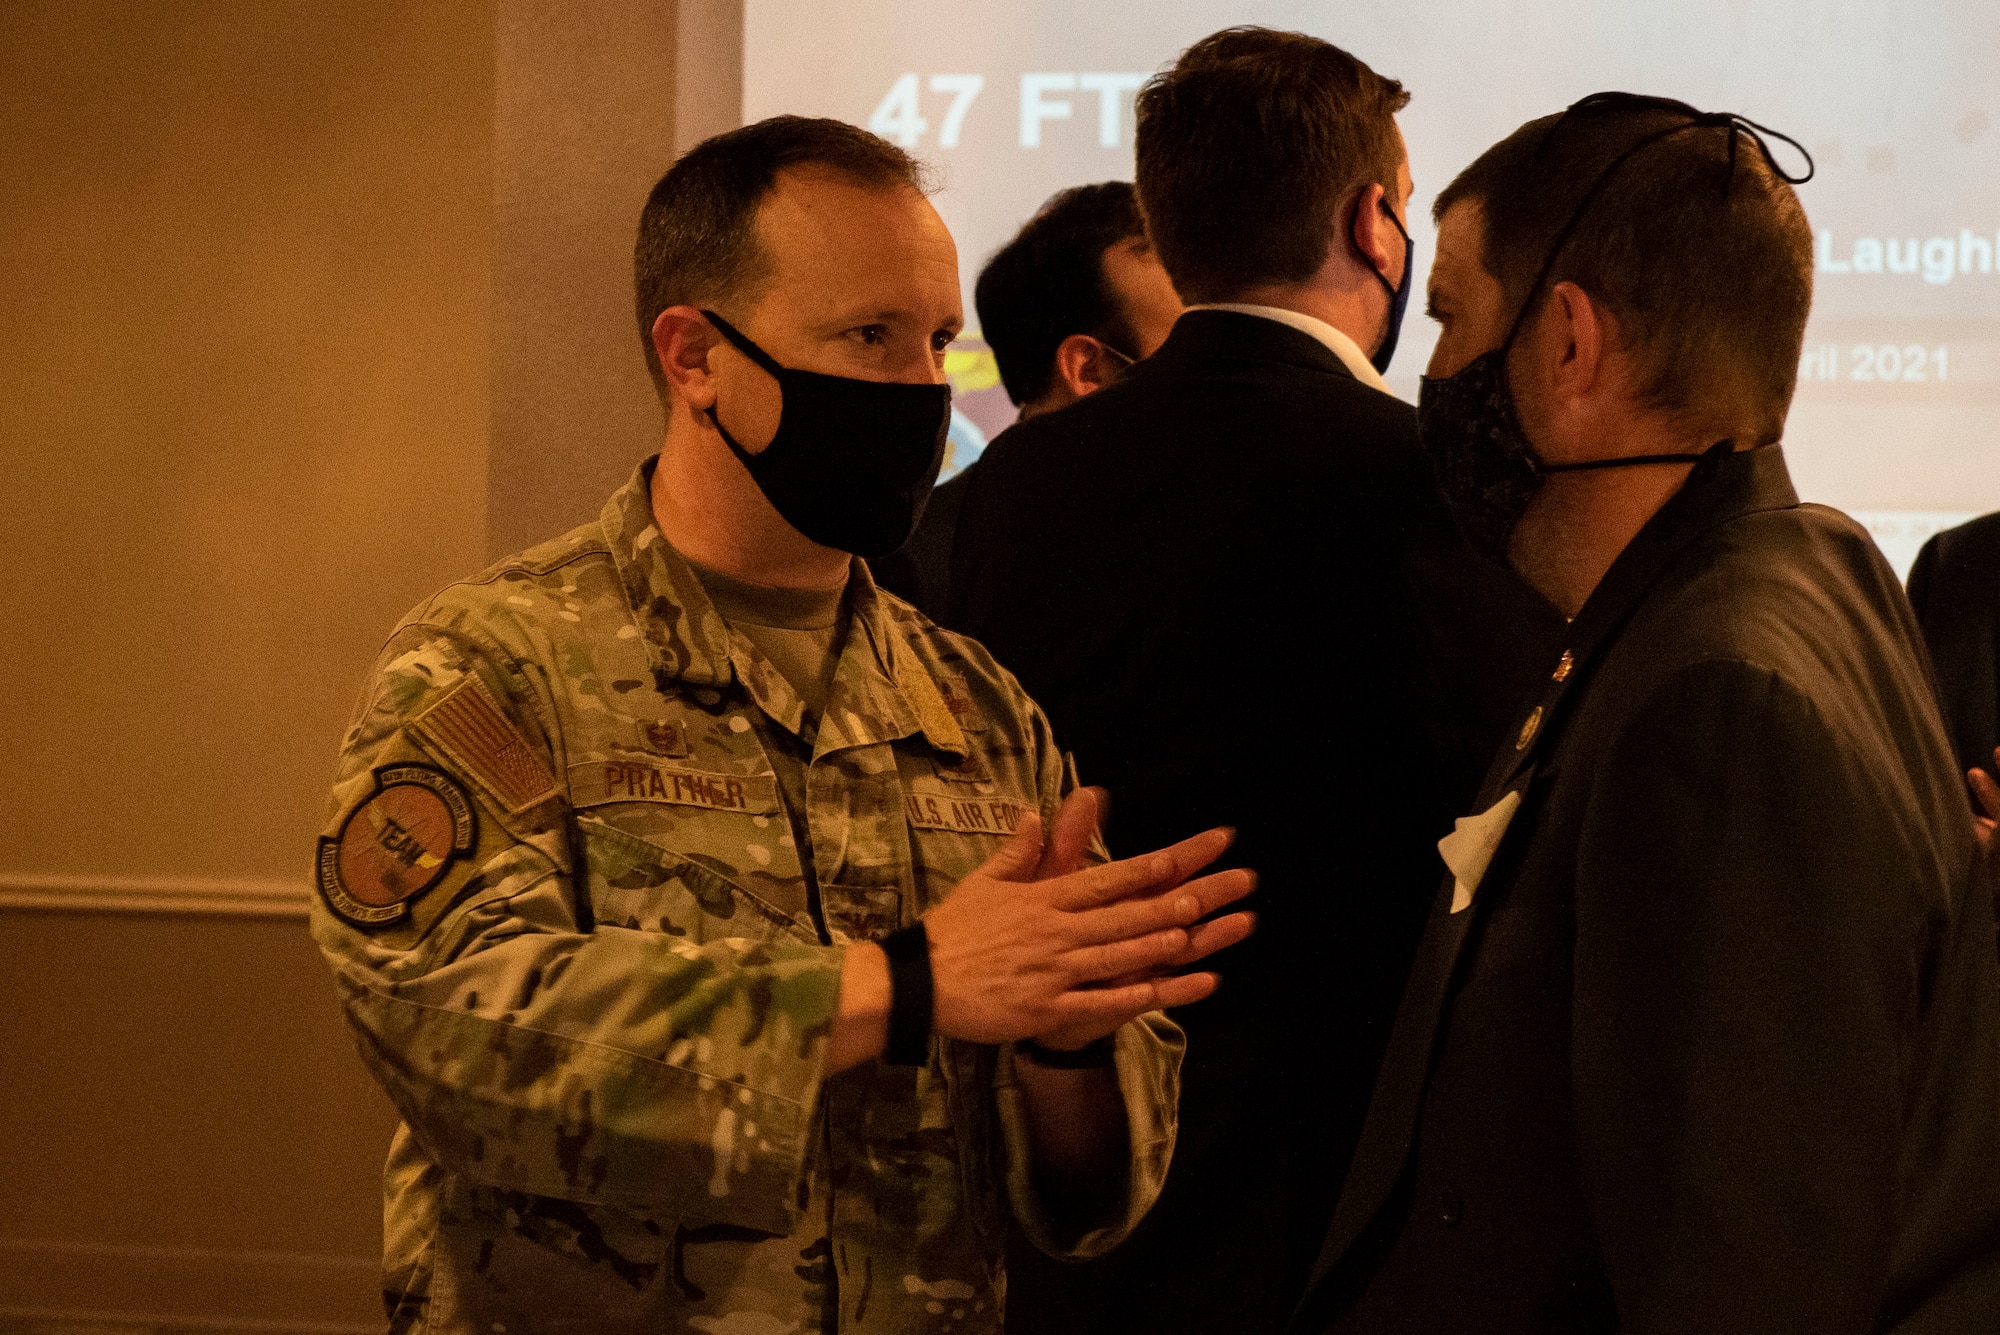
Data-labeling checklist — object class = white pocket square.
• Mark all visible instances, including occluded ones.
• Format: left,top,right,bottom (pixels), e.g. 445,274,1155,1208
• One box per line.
1439,788,1524,914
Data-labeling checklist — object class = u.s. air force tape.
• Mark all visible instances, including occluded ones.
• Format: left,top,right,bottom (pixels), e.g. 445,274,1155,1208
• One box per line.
903,791,1031,835
317,763,477,928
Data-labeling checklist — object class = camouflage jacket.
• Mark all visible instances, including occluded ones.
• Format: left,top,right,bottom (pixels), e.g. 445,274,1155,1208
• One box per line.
310,458,1183,1334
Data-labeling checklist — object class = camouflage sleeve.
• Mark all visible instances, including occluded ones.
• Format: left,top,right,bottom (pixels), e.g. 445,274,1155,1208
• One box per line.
991,706,1186,1260
308,624,844,1235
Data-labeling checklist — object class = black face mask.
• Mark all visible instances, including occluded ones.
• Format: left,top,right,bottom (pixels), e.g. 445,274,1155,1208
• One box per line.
1416,92,1813,560
1371,201,1415,375
700,310,951,558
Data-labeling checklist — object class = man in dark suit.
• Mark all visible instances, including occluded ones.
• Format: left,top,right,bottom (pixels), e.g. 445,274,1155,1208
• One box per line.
948,29,1562,1335
1909,512,2000,848
872,181,1182,617
1297,94,2000,1334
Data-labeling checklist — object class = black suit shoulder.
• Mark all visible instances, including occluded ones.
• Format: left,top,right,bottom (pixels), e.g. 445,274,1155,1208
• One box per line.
1905,510,2000,775
1906,509,2000,636
868,462,974,621
1607,503,1913,685
966,314,1423,491
1581,501,1964,847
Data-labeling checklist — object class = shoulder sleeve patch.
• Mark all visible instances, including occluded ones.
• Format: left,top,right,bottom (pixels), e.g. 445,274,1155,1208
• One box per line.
409,674,559,814
317,763,477,928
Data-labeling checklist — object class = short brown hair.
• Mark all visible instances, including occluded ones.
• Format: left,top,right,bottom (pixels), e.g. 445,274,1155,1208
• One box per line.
634,116,930,392
975,182,1146,406
1134,28,1409,302
1436,99,1814,439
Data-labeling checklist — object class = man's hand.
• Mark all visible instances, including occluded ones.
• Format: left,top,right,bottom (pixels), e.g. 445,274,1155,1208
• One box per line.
1971,751,1999,856
1971,751,1999,924
924,787,1255,1046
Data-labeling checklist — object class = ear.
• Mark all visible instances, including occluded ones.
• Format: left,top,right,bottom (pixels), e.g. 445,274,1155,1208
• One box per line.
1348,181,1398,281
1545,280,1608,401
1052,333,1122,400
651,306,721,411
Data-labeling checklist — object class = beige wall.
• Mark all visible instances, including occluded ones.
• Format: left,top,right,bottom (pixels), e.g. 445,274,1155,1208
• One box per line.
0,3,742,1322
487,0,740,559
0,1,492,1325
0,2,494,888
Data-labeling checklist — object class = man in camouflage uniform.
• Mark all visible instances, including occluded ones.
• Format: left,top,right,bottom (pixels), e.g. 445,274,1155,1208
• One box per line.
312,117,1254,1332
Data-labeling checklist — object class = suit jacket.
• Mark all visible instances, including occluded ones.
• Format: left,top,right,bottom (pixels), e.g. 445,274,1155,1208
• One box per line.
1298,445,2000,1335
1907,510,2000,780
871,460,974,620
948,310,1563,1334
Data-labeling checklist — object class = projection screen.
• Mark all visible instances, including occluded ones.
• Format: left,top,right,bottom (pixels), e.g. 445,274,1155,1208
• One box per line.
745,0,2000,574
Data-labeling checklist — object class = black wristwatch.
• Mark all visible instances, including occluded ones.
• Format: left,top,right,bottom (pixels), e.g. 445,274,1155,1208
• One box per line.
1017,1035,1118,1069
880,922,934,1066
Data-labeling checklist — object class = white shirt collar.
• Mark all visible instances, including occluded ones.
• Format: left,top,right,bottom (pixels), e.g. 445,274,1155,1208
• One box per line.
1187,302,1397,397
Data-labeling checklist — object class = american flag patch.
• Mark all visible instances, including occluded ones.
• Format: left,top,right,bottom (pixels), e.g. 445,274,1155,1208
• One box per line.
410,676,558,814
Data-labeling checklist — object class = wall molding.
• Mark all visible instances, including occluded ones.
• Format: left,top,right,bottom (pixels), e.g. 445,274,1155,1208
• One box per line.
0,1236,377,1330
0,872,310,918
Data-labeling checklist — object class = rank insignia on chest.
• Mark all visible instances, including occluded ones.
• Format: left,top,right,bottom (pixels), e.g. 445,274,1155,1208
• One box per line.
317,763,476,928
641,720,690,758
937,673,988,732
930,750,991,785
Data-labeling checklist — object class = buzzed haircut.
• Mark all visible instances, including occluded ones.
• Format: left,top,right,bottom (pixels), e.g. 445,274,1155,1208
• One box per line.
1436,101,1815,439
1134,27,1409,303
634,115,931,392
975,182,1147,407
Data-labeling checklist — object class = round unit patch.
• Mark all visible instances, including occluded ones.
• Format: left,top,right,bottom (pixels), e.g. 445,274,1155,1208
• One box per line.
317,763,476,927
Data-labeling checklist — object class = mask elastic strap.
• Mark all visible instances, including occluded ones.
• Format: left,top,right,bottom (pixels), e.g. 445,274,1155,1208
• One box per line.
1539,437,1736,475
697,310,786,470
1495,123,1702,353
1094,339,1137,369
700,309,787,378
703,405,759,470
1371,198,1412,299
1494,98,1813,356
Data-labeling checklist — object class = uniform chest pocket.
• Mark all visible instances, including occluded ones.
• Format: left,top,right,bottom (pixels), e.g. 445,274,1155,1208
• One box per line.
820,883,902,943
579,814,815,946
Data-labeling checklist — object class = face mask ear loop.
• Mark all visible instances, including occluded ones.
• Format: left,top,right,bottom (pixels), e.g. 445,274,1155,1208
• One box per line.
699,309,788,378
1495,120,1705,357
1495,93,1812,355
1723,115,1815,185
696,310,784,467
1094,339,1137,370
1371,196,1412,297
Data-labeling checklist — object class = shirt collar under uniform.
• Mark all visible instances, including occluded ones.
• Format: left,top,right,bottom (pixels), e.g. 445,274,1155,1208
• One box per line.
1186,302,1397,397
598,456,968,757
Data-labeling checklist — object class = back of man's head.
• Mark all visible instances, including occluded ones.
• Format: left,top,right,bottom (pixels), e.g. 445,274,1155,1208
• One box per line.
1438,99,1814,442
634,116,930,395
974,182,1145,407
1135,27,1408,303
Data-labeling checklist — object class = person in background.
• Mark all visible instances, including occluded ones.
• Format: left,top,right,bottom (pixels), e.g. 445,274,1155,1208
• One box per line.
948,28,1563,1335
872,181,1182,618
1908,511,2000,929
1296,93,2000,1334
309,115,1258,1334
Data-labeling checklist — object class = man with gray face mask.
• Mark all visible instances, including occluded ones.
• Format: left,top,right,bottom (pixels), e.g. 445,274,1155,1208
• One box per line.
1295,93,2000,1335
